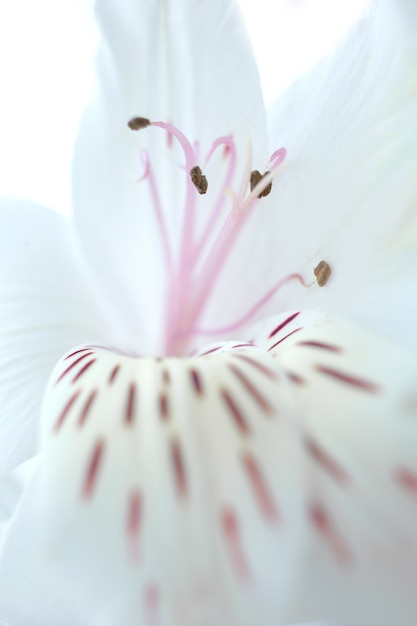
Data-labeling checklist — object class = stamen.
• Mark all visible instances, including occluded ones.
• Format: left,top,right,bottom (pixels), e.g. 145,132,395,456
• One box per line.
314,260,331,287
128,117,151,131
190,165,208,195
250,170,272,198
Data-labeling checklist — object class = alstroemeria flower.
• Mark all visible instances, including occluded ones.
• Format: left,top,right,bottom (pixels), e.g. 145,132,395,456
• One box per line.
1,0,417,625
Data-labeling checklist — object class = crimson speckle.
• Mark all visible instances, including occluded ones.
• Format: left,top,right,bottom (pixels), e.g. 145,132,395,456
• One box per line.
268,328,303,351
56,352,93,384
229,364,273,414
297,340,342,352
315,364,380,393
190,368,203,395
221,388,250,435
268,312,300,338
78,389,98,428
309,503,350,562
305,437,349,484
170,439,188,499
81,439,105,500
242,453,279,522
109,364,121,385
125,384,137,425
53,390,81,433
221,508,251,582
72,359,96,384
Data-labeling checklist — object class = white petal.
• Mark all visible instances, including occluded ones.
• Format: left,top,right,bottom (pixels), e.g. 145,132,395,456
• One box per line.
259,0,417,344
0,198,112,476
71,0,268,353
2,313,417,625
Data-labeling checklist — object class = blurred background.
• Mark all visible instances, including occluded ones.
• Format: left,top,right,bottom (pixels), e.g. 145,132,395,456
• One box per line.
0,0,368,216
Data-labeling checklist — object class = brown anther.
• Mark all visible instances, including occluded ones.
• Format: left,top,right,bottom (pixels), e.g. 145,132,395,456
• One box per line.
190,165,208,195
250,170,272,198
314,261,331,287
127,117,151,131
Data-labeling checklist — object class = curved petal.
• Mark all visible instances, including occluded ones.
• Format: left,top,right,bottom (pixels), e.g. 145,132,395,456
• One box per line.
0,198,113,476
2,312,416,625
258,0,417,346
71,0,268,354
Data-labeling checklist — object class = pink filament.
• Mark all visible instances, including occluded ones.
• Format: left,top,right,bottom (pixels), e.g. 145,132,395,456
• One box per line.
182,273,309,337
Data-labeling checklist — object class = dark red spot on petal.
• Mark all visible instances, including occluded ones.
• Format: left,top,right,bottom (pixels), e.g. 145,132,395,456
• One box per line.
297,340,341,352
268,328,303,351
53,390,81,433
221,507,251,582
268,312,300,338
170,439,187,499
81,439,105,500
78,389,98,428
190,368,203,395
242,453,279,522
233,354,278,380
228,364,273,414
56,352,93,384
309,503,350,563
394,467,417,496
72,359,96,384
315,365,380,393
125,383,137,425
221,389,250,435
109,364,121,385
126,490,142,561
305,437,349,484
159,394,169,421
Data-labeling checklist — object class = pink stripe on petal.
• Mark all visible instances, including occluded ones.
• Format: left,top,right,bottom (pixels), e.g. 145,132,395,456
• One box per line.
221,389,250,435
159,394,169,421
305,437,349,484
242,453,279,522
315,365,380,393
297,340,342,352
229,365,273,414
64,348,92,360
162,369,171,385
56,352,93,384
78,389,98,428
108,364,121,385
309,503,350,563
53,390,81,433
81,439,105,500
284,371,306,385
125,384,137,425
190,368,203,395
170,439,188,499
72,359,96,384
268,312,300,338
126,490,142,561
394,467,417,496
233,354,278,380
268,328,303,351
221,507,252,582
145,583,161,626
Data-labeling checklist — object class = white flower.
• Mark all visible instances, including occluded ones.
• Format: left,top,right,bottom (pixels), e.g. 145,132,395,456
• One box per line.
1,0,417,625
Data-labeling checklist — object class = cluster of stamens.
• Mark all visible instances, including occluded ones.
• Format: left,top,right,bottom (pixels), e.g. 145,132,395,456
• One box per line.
128,116,330,355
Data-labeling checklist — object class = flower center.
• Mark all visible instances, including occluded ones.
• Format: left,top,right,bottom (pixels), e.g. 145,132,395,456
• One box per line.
128,117,329,356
